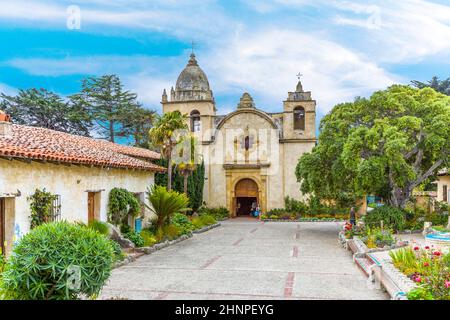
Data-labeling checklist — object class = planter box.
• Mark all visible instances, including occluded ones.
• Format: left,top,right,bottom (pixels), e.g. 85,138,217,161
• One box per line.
367,251,417,300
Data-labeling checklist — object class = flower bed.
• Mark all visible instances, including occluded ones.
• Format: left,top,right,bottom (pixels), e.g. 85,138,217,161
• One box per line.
389,246,450,300
260,212,347,222
341,222,408,252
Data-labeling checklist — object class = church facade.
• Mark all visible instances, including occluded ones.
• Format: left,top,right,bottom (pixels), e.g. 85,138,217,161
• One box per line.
162,54,317,216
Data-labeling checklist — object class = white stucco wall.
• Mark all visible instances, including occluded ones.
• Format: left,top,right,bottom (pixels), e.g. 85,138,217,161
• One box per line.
0,158,155,244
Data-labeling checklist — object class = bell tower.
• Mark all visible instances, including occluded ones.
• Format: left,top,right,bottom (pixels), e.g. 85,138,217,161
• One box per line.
282,76,316,141
161,53,216,143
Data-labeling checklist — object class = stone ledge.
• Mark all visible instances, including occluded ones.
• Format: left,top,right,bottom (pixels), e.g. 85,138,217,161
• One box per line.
262,219,345,222
192,222,221,234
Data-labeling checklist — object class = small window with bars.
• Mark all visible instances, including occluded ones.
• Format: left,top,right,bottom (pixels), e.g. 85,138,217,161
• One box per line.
49,195,62,222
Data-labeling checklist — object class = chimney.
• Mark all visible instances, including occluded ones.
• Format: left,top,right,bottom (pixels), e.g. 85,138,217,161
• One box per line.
0,110,12,138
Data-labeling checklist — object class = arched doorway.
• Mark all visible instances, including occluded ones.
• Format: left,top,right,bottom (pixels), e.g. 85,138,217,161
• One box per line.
234,178,259,216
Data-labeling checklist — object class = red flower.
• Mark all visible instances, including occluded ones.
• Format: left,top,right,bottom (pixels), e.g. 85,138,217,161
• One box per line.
424,246,430,250
433,251,441,256
413,246,419,251
423,262,429,267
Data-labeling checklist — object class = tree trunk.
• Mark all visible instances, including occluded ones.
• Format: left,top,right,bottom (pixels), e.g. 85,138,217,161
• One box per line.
110,120,115,143
183,174,188,195
167,155,173,191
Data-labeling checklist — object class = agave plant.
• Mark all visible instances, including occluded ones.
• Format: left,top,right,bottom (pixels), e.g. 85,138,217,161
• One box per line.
145,185,190,228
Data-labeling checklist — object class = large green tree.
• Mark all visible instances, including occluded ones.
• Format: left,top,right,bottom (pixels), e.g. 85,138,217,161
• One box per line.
70,75,140,143
0,88,92,136
149,111,188,190
117,103,155,148
296,85,450,209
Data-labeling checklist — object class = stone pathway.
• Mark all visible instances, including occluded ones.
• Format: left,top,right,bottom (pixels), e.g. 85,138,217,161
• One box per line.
100,218,388,300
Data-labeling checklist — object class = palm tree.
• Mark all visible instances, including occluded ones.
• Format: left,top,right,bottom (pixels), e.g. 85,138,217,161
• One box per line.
176,135,201,195
146,185,190,228
149,111,188,190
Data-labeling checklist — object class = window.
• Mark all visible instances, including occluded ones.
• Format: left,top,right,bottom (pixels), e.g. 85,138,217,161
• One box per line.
49,195,61,222
293,106,305,130
190,110,201,132
241,135,253,151
444,185,448,202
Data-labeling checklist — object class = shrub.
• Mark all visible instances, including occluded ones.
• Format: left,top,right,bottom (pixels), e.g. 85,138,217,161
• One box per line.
88,220,109,235
267,208,287,215
123,230,144,247
407,287,434,300
269,214,279,220
162,224,182,240
108,188,141,226
0,252,5,273
363,205,406,231
260,214,268,220
109,240,125,262
200,214,217,226
140,230,157,246
146,185,190,229
172,213,194,234
28,188,58,229
0,222,114,300
192,217,205,229
363,227,395,248
285,196,308,214
198,206,229,220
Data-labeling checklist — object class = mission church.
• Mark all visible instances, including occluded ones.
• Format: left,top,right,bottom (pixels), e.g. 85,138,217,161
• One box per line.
162,53,317,216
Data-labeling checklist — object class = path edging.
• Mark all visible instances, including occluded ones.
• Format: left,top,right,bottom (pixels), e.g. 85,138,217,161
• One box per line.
113,222,221,269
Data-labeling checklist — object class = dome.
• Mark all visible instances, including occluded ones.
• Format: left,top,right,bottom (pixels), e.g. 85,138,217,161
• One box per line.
175,54,210,91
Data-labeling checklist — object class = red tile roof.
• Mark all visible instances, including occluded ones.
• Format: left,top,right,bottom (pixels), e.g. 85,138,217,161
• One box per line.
0,124,166,172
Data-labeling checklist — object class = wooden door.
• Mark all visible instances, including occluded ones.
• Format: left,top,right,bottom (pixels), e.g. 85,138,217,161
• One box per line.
0,198,5,255
88,192,95,223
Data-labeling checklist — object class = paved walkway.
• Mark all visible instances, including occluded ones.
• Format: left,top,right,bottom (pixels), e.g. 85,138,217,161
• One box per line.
100,219,388,300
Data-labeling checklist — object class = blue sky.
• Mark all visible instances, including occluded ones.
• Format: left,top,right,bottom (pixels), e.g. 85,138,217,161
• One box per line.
0,0,449,125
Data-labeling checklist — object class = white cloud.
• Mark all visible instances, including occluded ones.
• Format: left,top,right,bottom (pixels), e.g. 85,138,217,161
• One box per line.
2,0,447,117
202,28,398,114
332,0,450,62
0,0,233,40
0,83,17,96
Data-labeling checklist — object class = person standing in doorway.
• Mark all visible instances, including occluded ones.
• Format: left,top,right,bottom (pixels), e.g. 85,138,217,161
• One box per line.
349,207,356,226
254,204,261,218
251,200,257,216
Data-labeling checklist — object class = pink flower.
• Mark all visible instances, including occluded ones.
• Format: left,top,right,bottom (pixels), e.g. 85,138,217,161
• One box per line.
414,276,422,283
445,281,450,289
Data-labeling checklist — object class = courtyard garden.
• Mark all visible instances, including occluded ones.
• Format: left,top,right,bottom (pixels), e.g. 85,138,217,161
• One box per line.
0,184,225,300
